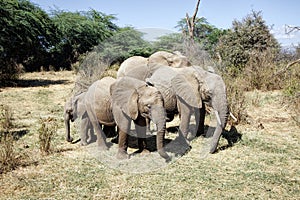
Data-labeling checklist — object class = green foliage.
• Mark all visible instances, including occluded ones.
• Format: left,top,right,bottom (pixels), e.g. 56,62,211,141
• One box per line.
38,117,57,155
96,27,153,65
217,11,280,72
50,9,119,69
0,0,58,80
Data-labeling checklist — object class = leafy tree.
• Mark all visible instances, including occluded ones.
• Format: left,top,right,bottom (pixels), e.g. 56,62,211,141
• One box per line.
95,27,153,65
153,33,185,51
0,0,58,83
50,9,119,69
216,11,280,71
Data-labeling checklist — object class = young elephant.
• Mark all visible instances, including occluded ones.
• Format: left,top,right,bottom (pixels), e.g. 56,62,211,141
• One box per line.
64,92,94,145
110,77,170,161
84,76,116,150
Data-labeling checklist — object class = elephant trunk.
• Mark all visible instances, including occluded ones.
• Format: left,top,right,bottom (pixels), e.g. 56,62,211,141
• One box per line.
64,113,73,142
150,105,171,162
210,95,229,153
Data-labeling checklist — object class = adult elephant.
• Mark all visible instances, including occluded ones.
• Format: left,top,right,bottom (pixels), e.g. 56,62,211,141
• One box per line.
148,51,191,69
117,51,191,80
110,76,170,161
146,66,229,153
64,92,93,145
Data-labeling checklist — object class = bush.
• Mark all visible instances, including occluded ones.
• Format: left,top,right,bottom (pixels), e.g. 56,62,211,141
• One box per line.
0,105,28,174
0,133,19,174
38,117,57,155
0,105,13,132
222,74,248,125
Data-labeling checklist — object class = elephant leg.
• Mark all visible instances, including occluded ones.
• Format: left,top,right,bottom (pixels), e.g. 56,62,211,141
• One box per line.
134,116,149,154
85,105,108,151
117,129,129,159
196,103,206,137
145,117,151,134
80,116,90,146
86,120,94,143
178,102,192,139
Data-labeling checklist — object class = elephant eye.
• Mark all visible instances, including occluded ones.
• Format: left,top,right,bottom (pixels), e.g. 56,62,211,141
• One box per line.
147,104,151,108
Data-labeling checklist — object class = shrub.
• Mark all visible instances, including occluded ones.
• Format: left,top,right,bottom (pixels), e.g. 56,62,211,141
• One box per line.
38,117,57,155
0,105,13,132
223,75,248,125
0,133,19,174
242,49,283,91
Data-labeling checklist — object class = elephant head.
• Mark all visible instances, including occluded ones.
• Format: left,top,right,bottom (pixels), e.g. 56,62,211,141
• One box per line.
117,56,148,79
64,92,86,142
148,51,191,72
171,66,229,153
110,77,170,161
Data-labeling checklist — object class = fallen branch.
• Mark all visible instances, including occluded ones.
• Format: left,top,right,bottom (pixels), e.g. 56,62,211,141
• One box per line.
275,58,300,76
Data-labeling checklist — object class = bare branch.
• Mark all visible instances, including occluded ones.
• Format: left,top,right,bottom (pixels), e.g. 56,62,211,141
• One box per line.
275,58,300,76
285,25,300,34
186,0,201,40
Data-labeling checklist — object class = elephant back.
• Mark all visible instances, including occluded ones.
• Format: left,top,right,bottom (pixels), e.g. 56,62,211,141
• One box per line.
117,56,148,79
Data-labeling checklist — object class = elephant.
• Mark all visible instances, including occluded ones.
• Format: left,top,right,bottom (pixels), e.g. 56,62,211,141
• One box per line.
83,76,117,150
110,76,170,161
117,51,191,80
117,56,148,79
64,77,116,149
148,51,191,69
146,65,229,153
64,92,94,145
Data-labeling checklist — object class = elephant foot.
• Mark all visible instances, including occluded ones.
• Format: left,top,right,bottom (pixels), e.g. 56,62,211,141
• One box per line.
116,150,129,160
158,149,171,163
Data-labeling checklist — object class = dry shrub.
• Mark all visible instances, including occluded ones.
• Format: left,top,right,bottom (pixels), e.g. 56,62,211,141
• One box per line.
0,133,19,174
223,75,248,125
0,105,13,132
242,49,283,91
73,51,113,94
0,105,29,174
38,117,58,155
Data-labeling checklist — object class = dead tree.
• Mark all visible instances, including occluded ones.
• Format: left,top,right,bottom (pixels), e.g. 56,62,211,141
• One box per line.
186,0,201,40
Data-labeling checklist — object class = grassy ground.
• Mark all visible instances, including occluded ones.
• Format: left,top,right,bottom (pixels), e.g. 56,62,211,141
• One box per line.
0,71,299,199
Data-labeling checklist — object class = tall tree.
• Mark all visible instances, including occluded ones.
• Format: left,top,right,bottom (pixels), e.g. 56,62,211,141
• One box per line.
216,11,280,70
0,0,58,81
50,9,119,69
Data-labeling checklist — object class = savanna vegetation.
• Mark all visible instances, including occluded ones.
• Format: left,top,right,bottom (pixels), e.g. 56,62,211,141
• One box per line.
0,0,299,199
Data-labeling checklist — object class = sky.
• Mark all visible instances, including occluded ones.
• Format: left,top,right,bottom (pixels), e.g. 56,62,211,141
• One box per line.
30,0,300,47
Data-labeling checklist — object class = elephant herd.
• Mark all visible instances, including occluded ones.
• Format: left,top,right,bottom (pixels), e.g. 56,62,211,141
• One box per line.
64,51,230,162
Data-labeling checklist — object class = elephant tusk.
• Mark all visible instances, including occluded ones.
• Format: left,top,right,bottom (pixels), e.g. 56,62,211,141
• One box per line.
230,112,238,122
215,110,222,126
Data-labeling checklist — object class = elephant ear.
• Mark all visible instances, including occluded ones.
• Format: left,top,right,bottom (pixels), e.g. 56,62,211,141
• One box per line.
171,73,202,108
110,77,139,120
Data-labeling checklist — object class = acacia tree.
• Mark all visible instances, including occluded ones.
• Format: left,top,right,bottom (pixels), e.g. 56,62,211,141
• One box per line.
0,0,58,82
50,9,119,70
216,11,280,71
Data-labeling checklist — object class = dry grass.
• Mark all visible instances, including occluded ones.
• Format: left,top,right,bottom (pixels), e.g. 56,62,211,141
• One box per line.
0,71,299,199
